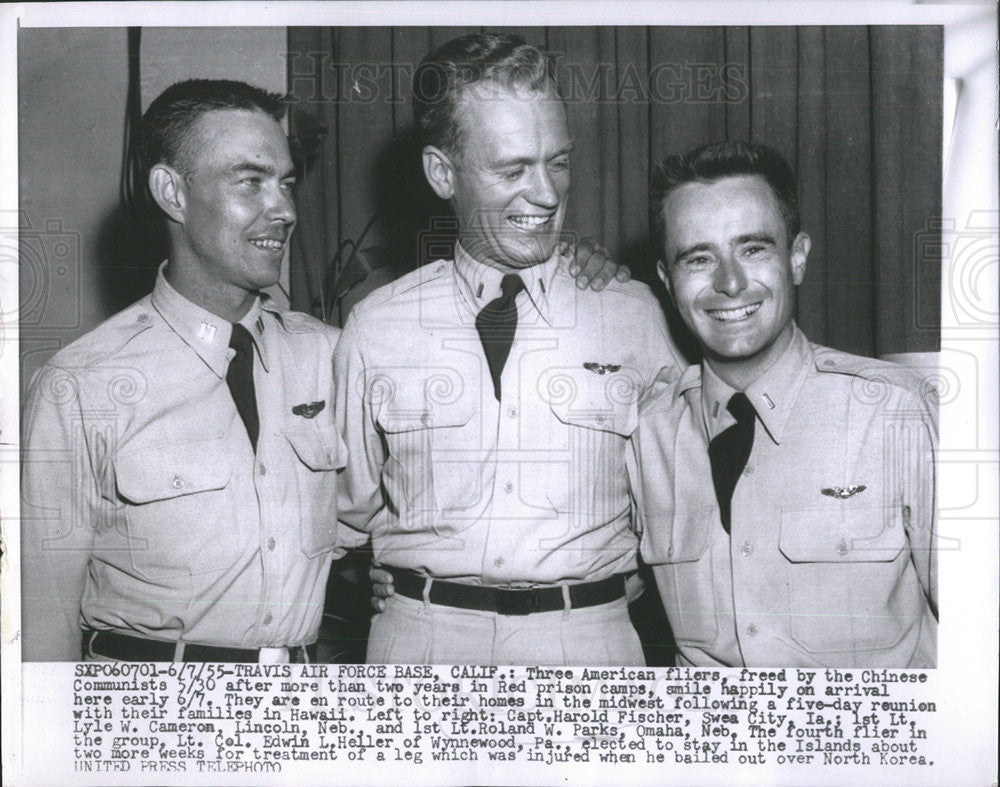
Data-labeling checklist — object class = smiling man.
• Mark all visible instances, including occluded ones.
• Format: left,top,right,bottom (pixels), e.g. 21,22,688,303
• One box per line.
21,80,348,661
631,141,938,667
334,33,681,665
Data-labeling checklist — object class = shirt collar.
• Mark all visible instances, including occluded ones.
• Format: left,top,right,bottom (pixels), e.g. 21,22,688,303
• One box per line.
452,242,562,326
676,363,704,398
150,262,268,377
700,324,811,445
237,298,270,373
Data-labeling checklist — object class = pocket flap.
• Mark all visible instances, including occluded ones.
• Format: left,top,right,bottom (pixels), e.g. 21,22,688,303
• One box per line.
285,425,345,471
779,507,905,563
641,506,714,565
545,369,639,437
114,438,231,504
375,381,475,433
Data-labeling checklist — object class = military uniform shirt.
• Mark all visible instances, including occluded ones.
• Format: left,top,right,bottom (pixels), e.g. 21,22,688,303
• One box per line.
335,244,682,585
631,326,937,668
21,266,349,660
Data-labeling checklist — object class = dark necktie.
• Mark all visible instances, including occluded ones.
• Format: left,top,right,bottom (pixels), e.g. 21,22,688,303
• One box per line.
475,273,525,401
227,323,259,451
708,392,756,533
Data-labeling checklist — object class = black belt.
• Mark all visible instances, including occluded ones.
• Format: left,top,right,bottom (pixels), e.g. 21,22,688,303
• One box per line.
386,565,626,616
85,630,316,663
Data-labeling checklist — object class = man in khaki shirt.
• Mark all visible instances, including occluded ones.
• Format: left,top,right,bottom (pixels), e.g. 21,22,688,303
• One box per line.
337,33,681,665
631,141,937,667
21,80,351,661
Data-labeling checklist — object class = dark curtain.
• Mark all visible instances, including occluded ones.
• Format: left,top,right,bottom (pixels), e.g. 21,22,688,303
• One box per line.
286,26,942,357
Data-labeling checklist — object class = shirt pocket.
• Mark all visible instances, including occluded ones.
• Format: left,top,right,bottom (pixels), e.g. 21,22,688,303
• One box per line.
284,423,344,558
112,437,238,580
648,508,719,647
376,392,479,516
778,506,909,654
543,369,636,515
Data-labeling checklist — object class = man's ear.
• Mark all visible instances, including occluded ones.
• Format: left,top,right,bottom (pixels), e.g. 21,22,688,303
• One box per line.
790,232,811,286
148,164,186,224
656,259,674,302
422,145,457,200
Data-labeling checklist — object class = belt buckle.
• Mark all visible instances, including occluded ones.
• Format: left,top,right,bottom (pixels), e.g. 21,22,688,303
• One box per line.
257,647,290,663
495,588,540,616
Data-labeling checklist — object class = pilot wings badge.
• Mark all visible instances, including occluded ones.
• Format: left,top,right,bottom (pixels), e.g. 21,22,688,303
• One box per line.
583,362,622,375
292,400,326,419
821,485,867,500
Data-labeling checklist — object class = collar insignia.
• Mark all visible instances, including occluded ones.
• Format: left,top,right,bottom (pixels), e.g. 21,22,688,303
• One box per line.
197,321,218,342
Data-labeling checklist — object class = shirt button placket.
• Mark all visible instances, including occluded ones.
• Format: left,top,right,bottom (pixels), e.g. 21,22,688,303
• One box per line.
489,382,519,585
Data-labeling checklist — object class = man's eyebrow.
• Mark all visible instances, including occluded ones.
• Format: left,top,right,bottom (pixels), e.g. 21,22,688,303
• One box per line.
671,233,778,263
734,232,776,246
227,162,297,179
491,142,575,169
672,242,713,262
550,141,575,158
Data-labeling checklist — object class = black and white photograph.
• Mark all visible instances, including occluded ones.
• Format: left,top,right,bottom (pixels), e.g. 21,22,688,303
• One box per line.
1,2,996,785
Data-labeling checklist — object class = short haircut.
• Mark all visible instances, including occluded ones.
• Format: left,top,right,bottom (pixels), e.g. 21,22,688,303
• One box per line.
140,79,287,182
412,32,557,158
651,141,801,254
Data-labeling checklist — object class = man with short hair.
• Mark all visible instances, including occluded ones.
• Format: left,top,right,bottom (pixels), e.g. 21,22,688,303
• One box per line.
335,33,682,665
21,79,349,661
632,141,937,667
